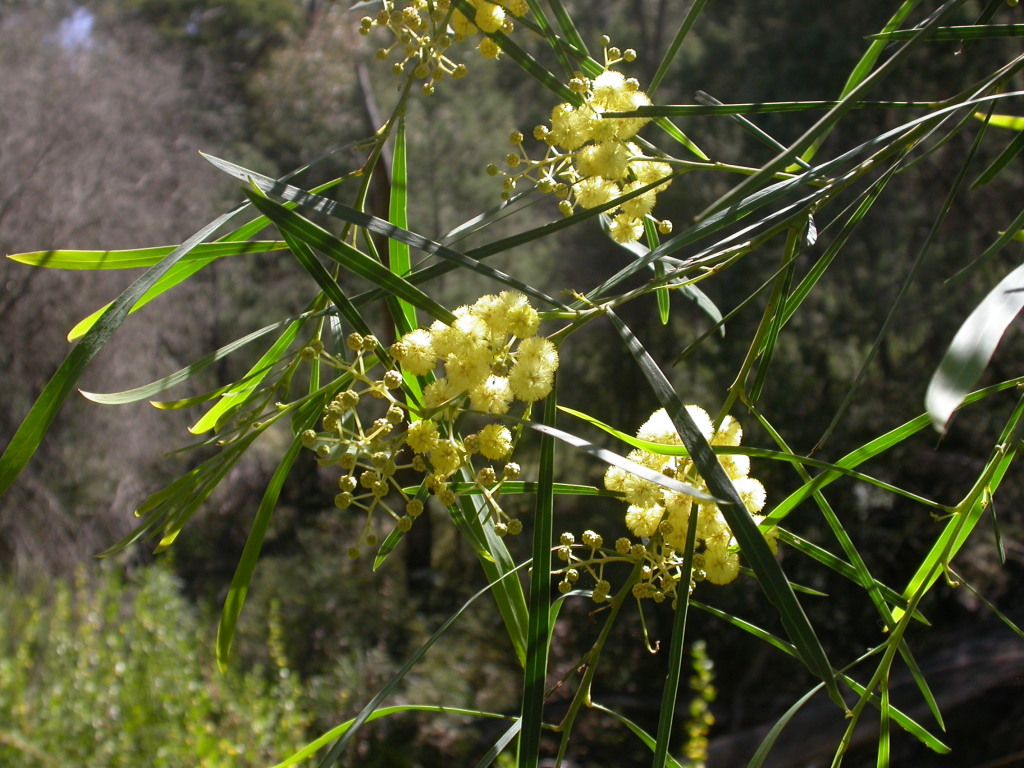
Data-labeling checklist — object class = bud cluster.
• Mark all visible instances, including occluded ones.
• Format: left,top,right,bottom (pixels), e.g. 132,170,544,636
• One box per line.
299,292,557,555
491,38,675,243
359,0,528,94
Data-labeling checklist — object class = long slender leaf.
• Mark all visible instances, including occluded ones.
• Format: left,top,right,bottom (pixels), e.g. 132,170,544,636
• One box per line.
605,309,843,708
189,313,302,434
204,153,568,310
216,427,308,671
7,240,284,270
796,0,922,166
926,261,1024,431
869,23,1024,41
243,187,456,325
972,123,1024,188
388,115,418,337
0,208,243,498
79,315,306,404
589,703,684,768
519,389,557,768
649,0,707,96
272,705,515,768
898,395,1024,618
700,0,967,220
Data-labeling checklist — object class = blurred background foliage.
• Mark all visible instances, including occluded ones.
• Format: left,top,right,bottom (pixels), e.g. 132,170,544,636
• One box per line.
1,1,1023,766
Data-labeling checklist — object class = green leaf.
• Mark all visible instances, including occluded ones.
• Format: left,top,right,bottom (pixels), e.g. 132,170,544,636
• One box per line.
243,187,457,325
605,309,843,708
926,261,1024,431
203,153,566,310
972,122,1024,188
589,703,684,768
517,417,714,502
978,112,1024,130
795,0,922,166
79,315,306,405
189,312,302,434
868,23,1024,41
271,705,515,768
0,208,242,499
6,240,285,270
898,396,1023,620
748,683,825,768
388,115,418,338
454,0,577,104
217,428,307,671
279,230,373,336
649,0,707,96
519,390,557,768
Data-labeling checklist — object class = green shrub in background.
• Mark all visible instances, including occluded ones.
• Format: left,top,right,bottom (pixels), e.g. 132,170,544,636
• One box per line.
0,566,312,768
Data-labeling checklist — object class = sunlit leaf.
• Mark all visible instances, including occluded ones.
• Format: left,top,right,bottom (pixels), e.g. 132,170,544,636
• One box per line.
926,262,1024,431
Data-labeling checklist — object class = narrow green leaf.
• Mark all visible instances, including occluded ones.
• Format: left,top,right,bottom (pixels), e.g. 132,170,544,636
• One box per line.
653,506,698,768
776,531,920,619
0,208,242,499
625,100,933,118
972,123,1024,188
455,0,577,104
68,257,215,341
947,566,1024,640
652,116,709,160
518,417,714,502
545,0,587,55
7,240,284,270
189,315,302,434
449,475,530,667
519,389,557,768
702,0,959,219
692,602,948,753
79,315,305,405
869,23,1024,41
605,309,843,708
748,225,801,402
279,230,373,336
474,721,522,768
978,112,1024,130
748,683,825,768
243,187,456,325
589,703,684,768
926,261,1024,431
203,153,566,310
520,0,575,77
217,429,307,671
271,705,514,768
899,397,1023,618
770,376,1024,525
388,115,418,337
796,0,921,166
649,0,707,96
946,204,1024,285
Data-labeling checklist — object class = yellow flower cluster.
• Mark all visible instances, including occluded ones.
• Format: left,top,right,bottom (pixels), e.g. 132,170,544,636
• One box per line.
552,406,773,608
604,406,768,588
391,291,557,533
390,290,559,413
299,290,556,554
494,38,674,243
359,0,527,93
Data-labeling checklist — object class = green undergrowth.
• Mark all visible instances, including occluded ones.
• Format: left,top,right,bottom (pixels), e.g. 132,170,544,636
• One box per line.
0,565,312,768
